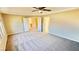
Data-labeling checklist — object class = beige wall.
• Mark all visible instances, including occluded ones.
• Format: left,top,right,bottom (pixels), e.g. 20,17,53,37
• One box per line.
2,14,24,35
49,9,79,42
43,16,50,33
0,14,7,50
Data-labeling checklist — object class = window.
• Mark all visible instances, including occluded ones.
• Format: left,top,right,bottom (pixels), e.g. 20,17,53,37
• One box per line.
0,21,5,39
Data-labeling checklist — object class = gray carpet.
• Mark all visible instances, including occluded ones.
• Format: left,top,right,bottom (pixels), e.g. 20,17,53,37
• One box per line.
9,32,79,51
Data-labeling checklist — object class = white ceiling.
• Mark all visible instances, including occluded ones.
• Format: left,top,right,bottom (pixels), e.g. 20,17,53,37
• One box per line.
0,7,78,16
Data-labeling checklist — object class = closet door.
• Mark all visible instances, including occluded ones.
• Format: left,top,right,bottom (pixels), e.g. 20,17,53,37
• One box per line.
23,17,29,32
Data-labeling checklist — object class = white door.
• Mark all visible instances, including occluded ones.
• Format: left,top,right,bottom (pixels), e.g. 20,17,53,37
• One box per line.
38,17,42,32
23,17,29,32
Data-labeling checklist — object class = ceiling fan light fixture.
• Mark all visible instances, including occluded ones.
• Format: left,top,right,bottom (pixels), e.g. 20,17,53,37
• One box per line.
38,10,42,13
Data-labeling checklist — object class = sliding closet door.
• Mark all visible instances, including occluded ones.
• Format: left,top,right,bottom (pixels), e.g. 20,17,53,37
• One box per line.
23,17,29,32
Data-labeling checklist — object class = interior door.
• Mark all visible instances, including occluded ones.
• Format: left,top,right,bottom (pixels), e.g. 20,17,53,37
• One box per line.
23,17,29,32
38,17,42,32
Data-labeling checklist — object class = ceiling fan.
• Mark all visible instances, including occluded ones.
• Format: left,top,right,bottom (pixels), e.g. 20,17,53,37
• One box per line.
32,7,52,13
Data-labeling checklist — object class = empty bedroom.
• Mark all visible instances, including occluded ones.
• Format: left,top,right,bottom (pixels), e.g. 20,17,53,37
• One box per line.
0,7,79,51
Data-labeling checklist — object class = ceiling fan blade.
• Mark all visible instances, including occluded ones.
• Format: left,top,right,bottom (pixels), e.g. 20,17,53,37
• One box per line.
43,9,51,11
32,10,38,12
39,7,46,10
33,7,39,9
33,7,46,10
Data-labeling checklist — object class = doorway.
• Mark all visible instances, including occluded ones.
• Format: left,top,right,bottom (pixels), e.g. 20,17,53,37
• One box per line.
23,17,42,32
